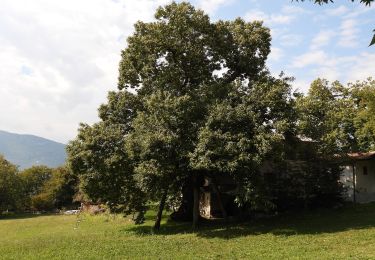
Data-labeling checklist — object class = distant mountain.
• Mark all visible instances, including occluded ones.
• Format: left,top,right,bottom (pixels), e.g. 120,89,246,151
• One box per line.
0,130,66,169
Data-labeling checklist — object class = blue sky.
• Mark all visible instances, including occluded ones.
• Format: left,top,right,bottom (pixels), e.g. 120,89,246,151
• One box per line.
0,0,374,143
198,0,375,91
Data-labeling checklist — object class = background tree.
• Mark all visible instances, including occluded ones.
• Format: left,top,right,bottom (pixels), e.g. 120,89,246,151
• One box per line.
0,155,22,213
30,166,79,211
67,91,147,223
297,77,375,154
19,165,53,210
296,78,357,155
350,78,375,150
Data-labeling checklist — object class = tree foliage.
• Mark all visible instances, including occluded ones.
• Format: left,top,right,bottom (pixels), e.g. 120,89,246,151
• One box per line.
20,166,53,197
30,166,79,211
0,156,78,213
67,91,147,222
0,155,22,213
350,78,375,150
297,78,375,154
18,165,78,211
68,2,283,227
67,2,363,228
296,79,357,155
191,76,296,209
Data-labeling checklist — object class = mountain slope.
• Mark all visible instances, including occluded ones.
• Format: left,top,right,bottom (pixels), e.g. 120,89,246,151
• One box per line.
0,130,66,169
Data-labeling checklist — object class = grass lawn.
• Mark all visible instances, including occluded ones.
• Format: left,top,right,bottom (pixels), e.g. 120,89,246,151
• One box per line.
2,204,375,259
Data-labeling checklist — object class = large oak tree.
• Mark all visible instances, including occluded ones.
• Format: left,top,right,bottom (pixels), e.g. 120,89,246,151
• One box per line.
67,2,297,229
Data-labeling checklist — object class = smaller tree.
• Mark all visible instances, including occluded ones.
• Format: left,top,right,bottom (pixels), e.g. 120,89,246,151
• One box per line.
0,155,22,213
296,78,357,155
51,166,79,209
30,166,79,211
350,78,375,151
67,90,146,223
19,165,53,210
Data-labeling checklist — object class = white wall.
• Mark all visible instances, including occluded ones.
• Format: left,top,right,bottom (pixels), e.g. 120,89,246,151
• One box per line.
341,159,375,203
341,165,355,201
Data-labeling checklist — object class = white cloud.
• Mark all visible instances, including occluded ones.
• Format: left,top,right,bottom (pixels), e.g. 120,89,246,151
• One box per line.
197,0,235,15
244,5,311,34
244,10,295,25
244,10,296,25
292,79,311,93
244,10,268,22
279,33,304,47
268,47,284,62
346,52,375,82
310,30,336,49
289,51,374,93
0,0,171,143
338,18,360,48
344,4,375,19
0,0,372,143
281,5,310,15
271,14,295,24
325,5,349,16
312,66,341,82
291,50,328,68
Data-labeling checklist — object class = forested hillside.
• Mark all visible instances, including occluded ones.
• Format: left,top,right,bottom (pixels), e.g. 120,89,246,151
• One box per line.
0,130,66,169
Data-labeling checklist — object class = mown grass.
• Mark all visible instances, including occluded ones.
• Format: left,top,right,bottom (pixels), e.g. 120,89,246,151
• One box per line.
2,203,375,259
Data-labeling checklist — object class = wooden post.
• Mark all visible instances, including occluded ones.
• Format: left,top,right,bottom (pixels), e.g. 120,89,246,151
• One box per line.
352,164,356,204
211,179,228,222
192,175,200,229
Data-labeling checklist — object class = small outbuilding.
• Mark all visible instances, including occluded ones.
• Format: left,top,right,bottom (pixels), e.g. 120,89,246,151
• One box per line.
341,152,375,203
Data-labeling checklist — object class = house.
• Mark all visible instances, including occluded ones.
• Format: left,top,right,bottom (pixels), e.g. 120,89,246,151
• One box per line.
198,138,318,219
341,152,375,203
198,151,375,219
197,140,375,219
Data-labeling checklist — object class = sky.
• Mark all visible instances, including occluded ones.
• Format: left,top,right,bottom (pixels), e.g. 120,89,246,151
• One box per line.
0,0,374,144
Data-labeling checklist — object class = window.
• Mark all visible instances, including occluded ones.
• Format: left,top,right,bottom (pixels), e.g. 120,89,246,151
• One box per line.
363,166,368,175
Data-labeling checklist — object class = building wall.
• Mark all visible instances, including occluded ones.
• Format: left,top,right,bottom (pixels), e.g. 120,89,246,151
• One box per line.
355,160,375,202
341,159,375,203
341,165,355,201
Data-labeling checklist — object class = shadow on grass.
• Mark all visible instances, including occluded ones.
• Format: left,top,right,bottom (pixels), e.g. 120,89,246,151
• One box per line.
124,203,375,239
0,213,56,220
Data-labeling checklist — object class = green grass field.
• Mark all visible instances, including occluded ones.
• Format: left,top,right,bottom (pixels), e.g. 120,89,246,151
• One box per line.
2,204,375,259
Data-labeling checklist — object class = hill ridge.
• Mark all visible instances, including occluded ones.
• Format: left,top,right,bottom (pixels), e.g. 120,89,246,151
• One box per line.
0,130,66,169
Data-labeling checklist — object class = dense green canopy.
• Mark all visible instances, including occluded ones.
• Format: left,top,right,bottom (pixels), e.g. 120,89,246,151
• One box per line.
67,2,295,228
66,2,374,229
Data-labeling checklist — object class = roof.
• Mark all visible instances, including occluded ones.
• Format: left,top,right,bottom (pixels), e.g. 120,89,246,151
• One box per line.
347,151,375,160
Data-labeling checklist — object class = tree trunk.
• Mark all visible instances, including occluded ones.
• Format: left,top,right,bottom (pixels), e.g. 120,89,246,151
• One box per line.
153,189,168,231
211,179,228,222
192,176,200,229
170,180,194,221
